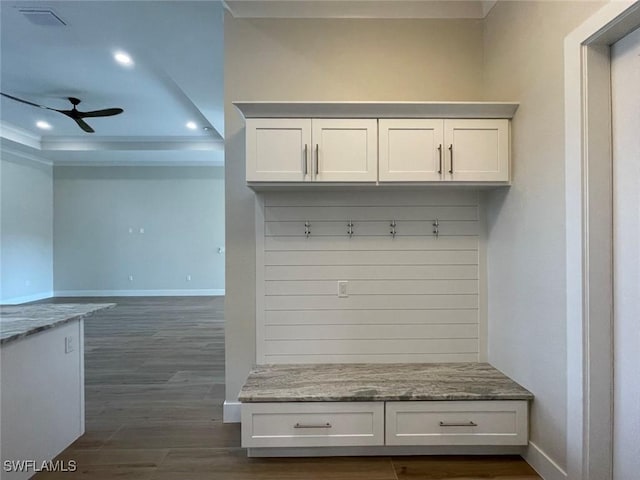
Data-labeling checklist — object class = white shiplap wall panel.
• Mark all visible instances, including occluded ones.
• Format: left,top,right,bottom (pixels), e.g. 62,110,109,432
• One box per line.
257,189,482,364
265,265,478,280
265,235,478,251
265,309,479,325
265,279,479,295
265,324,478,340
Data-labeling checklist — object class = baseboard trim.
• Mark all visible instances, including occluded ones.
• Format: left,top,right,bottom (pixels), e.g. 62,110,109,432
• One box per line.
223,401,241,423
1,291,54,305
248,445,526,458
524,441,567,480
54,289,225,297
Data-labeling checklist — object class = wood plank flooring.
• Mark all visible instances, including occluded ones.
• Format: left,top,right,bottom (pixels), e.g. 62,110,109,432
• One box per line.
32,296,540,479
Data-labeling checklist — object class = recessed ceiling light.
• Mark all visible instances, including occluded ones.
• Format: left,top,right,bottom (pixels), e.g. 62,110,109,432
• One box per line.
114,51,133,66
186,121,198,130
36,120,52,130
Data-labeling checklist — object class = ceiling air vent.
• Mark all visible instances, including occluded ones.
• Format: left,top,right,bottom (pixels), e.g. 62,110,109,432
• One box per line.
19,9,66,26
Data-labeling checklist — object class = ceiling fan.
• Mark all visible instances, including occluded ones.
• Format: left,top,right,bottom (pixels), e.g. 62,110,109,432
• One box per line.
1,92,124,133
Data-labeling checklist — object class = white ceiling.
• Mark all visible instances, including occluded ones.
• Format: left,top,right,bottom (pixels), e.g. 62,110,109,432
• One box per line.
0,0,496,166
0,0,224,166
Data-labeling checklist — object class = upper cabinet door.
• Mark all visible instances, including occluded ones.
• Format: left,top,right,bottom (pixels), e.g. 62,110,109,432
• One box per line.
443,119,510,183
379,119,444,182
312,119,378,182
246,118,312,182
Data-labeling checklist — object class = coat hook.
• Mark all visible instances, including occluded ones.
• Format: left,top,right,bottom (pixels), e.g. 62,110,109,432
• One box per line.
433,219,439,238
390,220,397,238
305,221,311,238
347,220,354,238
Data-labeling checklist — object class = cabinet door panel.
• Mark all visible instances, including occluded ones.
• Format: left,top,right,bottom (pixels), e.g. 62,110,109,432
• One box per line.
379,119,444,182
246,118,312,182
312,119,377,182
444,119,509,182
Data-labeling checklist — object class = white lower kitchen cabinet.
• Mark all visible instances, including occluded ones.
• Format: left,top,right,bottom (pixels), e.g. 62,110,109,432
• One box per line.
241,402,385,448
385,400,529,446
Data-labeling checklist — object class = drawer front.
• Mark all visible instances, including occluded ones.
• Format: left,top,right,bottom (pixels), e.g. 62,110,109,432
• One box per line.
242,402,384,448
386,400,528,446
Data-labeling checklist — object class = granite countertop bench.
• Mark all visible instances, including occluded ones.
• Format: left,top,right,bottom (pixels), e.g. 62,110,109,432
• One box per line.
238,363,533,402
0,303,115,345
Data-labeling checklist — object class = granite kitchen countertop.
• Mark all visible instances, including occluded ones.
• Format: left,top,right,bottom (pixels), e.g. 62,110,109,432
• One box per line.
0,303,115,345
238,363,533,402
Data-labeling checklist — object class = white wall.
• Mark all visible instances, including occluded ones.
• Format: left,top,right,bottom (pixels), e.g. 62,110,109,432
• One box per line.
53,166,225,295
225,15,485,409
482,1,604,474
0,152,53,304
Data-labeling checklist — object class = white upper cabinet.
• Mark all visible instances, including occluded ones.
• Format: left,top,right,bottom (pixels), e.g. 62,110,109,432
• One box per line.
246,118,377,183
379,119,444,182
237,102,517,186
379,119,509,183
246,119,312,182
312,119,378,182
444,119,509,183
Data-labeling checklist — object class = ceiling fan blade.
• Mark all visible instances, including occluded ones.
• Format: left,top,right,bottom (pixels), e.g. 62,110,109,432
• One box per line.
74,118,95,133
79,108,124,118
1,92,49,109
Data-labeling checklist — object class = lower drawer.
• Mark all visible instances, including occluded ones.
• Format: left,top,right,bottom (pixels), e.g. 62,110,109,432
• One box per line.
386,400,528,446
241,402,384,448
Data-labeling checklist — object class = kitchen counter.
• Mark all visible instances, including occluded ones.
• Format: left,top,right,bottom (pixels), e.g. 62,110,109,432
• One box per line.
238,362,533,402
0,303,115,345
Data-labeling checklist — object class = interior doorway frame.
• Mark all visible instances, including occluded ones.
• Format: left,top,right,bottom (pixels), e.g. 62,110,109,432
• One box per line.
565,2,640,479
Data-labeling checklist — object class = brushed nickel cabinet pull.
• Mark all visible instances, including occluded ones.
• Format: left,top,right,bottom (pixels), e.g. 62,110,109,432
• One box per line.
315,144,319,176
437,144,443,174
294,422,332,429
439,421,477,427
448,144,454,174
303,144,308,175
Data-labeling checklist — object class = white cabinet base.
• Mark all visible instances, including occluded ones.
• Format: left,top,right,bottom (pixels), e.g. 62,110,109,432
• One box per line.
386,400,528,446
241,402,384,448
241,400,529,454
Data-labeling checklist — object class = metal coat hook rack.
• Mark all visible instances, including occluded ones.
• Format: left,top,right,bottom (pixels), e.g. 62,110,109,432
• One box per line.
433,219,439,238
304,221,311,238
390,220,397,238
347,220,354,238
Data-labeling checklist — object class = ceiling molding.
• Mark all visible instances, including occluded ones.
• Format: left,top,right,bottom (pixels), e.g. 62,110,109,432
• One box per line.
52,159,224,168
0,121,42,150
224,0,492,19
481,1,497,17
40,136,224,152
1,145,52,166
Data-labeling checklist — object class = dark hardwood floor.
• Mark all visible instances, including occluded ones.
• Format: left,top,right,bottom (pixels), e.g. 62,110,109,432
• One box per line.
33,296,540,479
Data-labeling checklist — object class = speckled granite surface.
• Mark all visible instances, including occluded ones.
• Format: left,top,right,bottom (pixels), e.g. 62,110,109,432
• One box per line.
0,303,115,345
238,363,533,402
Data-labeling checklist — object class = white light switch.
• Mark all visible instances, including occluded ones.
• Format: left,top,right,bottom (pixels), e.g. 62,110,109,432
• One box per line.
338,281,348,297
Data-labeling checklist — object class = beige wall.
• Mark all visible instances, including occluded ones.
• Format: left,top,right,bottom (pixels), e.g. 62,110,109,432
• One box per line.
224,15,485,404
483,0,604,471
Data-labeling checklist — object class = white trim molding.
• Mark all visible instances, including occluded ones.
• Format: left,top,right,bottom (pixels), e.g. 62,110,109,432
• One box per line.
0,291,54,305
565,2,640,480
54,289,225,297
0,121,42,149
223,401,241,423
524,442,568,480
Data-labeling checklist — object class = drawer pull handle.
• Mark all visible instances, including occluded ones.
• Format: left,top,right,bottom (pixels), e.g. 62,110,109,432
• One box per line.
294,422,332,429
439,421,478,427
